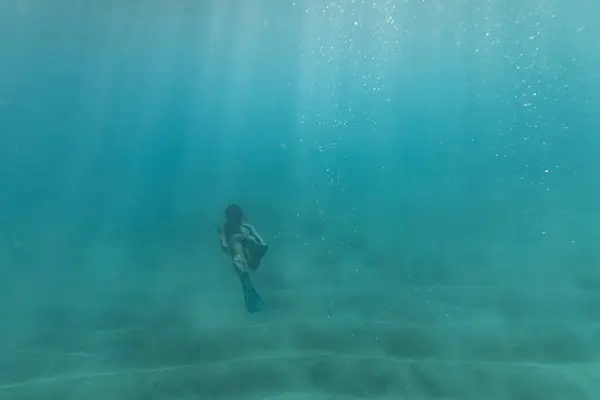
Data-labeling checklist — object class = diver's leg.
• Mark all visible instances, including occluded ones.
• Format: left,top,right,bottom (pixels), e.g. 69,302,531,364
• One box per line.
233,254,263,312
233,255,250,281
250,227,267,247
243,247,253,269
244,237,268,271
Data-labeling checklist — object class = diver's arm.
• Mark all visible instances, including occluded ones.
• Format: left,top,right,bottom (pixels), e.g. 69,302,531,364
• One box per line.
218,225,229,254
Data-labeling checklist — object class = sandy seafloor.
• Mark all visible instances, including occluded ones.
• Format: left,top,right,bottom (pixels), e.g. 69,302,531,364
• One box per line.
1,207,599,400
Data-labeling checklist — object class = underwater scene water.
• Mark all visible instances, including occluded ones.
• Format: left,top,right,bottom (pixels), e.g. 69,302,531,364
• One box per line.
1,0,600,398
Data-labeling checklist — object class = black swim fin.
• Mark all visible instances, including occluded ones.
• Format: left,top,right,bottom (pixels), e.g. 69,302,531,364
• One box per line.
240,272,264,313
244,285,264,313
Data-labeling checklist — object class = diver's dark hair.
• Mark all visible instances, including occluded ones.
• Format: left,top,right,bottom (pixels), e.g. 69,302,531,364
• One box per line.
225,204,244,225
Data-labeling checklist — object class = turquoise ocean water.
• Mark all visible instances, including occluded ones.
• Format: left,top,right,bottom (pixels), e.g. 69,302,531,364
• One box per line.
1,1,600,398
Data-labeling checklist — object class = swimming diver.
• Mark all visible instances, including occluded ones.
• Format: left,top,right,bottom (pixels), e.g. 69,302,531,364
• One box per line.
218,204,268,312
